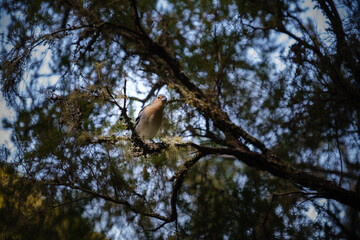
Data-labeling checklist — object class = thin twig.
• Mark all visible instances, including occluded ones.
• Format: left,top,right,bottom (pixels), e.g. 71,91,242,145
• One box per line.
123,77,127,109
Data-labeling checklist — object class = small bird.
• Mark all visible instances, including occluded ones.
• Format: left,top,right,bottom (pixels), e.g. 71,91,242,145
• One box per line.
135,94,167,139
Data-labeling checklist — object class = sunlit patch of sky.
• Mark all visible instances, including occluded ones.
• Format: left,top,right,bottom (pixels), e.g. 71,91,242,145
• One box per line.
305,204,318,220
156,0,172,13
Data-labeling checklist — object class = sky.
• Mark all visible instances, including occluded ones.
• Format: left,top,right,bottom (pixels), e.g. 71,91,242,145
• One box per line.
0,10,14,160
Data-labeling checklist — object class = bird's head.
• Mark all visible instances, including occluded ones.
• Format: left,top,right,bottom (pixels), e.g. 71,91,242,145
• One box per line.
156,94,167,104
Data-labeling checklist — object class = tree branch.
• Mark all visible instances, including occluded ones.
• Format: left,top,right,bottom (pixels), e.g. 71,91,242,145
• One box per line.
127,12,360,210
45,180,170,221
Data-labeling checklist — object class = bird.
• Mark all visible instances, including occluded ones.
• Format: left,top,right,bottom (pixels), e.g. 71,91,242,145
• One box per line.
135,94,167,139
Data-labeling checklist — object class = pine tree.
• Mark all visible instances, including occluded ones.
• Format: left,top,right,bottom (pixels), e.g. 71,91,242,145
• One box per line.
1,0,359,238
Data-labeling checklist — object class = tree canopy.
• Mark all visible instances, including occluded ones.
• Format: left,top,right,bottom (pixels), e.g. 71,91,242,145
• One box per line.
0,0,359,239
0,162,109,239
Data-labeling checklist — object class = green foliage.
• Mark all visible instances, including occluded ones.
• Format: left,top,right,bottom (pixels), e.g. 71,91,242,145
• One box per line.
0,163,108,239
1,0,359,239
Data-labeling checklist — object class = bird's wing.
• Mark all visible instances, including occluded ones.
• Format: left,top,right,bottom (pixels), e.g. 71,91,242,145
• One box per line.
135,104,148,127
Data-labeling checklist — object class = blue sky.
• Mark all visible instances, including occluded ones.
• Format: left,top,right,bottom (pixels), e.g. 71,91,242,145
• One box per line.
0,11,14,159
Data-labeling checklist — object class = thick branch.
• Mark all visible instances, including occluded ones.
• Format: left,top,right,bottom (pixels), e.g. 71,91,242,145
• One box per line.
316,0,360,82
297,162,359,180
182,144,360,210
